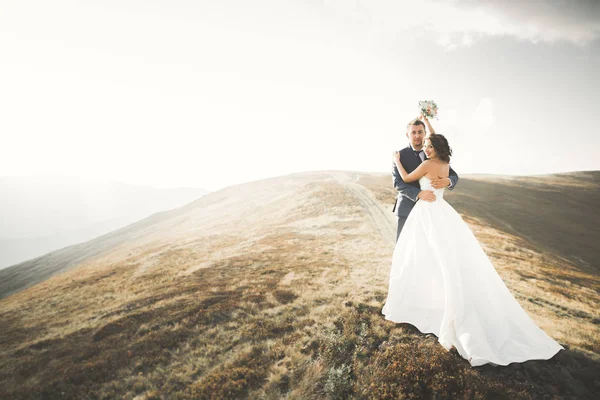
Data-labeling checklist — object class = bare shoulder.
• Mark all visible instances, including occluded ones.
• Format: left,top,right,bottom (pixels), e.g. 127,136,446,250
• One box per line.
441,162,451,176
425,161,449,178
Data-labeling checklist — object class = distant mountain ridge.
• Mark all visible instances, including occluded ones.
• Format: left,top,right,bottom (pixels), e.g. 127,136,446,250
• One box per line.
0,177,207,269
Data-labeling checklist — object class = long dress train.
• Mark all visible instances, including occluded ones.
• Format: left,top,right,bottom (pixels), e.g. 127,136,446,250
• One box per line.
381,176,564,367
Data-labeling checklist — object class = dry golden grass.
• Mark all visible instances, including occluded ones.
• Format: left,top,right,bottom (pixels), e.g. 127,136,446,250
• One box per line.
1,171,598,399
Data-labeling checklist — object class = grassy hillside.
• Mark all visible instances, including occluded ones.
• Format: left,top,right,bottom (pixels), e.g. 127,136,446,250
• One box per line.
0,171,598,399
446,171,600,275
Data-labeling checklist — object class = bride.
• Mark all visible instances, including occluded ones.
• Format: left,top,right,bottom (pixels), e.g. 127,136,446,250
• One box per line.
381,130,564,367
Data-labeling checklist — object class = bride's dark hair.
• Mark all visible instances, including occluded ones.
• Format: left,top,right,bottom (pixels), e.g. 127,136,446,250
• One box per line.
427,133,452,163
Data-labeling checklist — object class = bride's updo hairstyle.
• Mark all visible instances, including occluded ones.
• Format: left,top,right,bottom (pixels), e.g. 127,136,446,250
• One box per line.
426,133,452,163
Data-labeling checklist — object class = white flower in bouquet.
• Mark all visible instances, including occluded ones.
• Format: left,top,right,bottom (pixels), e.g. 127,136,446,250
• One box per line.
418,100,439,120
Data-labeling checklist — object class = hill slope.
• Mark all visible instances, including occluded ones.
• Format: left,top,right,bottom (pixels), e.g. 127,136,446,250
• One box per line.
0,176,208,269
446,171,600,274
0,171,598,399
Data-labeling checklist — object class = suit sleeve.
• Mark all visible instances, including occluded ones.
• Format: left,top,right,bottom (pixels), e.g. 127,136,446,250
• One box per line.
393,162,420,202
447,166,459,191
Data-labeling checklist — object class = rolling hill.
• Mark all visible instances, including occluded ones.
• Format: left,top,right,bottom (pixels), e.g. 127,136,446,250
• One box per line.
0,170,598,399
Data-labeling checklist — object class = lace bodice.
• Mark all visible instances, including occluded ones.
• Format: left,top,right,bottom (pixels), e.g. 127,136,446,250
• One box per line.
419,176,445,200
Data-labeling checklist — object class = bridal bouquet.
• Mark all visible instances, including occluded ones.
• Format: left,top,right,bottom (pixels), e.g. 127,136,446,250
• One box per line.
419,100,439,120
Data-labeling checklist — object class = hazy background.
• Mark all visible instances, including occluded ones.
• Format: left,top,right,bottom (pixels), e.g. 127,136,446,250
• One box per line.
0,177,206,269
0,1,599,267
1,0,598,192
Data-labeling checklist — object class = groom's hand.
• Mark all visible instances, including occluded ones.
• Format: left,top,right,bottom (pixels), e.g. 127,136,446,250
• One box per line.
430,175,450,189
418,190,436,202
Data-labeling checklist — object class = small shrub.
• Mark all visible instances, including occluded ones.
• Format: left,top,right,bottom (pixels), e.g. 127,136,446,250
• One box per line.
273,290,298,304
324,363,353,400
320,330,357,368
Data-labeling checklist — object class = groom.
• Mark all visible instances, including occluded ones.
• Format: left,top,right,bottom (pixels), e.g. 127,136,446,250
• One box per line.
392,117,459,241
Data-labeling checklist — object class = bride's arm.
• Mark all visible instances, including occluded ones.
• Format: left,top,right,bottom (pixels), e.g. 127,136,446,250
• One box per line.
420,114,436,134
393,152,429,183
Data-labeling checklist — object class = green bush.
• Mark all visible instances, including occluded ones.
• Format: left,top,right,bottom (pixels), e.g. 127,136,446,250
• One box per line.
324,363,354,400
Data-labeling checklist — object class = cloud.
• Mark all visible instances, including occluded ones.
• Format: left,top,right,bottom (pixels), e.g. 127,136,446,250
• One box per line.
429,0,600,48
318,0,600,50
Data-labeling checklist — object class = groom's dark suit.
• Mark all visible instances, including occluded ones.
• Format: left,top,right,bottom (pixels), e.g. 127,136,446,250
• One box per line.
392,145,459,241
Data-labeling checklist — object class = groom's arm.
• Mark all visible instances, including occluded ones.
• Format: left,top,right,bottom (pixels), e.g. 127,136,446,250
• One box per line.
447,167,459,191
393,162,420,202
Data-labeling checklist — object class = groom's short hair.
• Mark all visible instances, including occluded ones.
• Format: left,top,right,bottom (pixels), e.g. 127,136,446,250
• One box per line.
406,118,425,132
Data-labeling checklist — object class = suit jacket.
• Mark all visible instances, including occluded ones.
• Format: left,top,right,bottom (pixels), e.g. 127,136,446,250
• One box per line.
392,145,459,217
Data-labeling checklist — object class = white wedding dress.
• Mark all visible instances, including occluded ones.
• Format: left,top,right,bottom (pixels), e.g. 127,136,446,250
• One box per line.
381,176,564,367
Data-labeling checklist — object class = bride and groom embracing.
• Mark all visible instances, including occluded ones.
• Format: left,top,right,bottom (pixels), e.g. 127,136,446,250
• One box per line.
381,115,564,367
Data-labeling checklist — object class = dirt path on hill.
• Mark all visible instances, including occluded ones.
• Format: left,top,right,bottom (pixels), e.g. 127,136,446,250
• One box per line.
329,172,396,246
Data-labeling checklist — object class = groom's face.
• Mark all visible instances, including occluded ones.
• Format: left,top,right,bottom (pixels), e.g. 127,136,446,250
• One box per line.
406,124,425,150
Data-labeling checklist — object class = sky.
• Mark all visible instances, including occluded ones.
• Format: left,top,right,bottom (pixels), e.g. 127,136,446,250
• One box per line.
1,0,599,192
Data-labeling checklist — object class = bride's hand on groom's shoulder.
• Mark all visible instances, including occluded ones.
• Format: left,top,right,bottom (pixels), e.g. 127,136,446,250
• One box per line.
392,151,401,163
